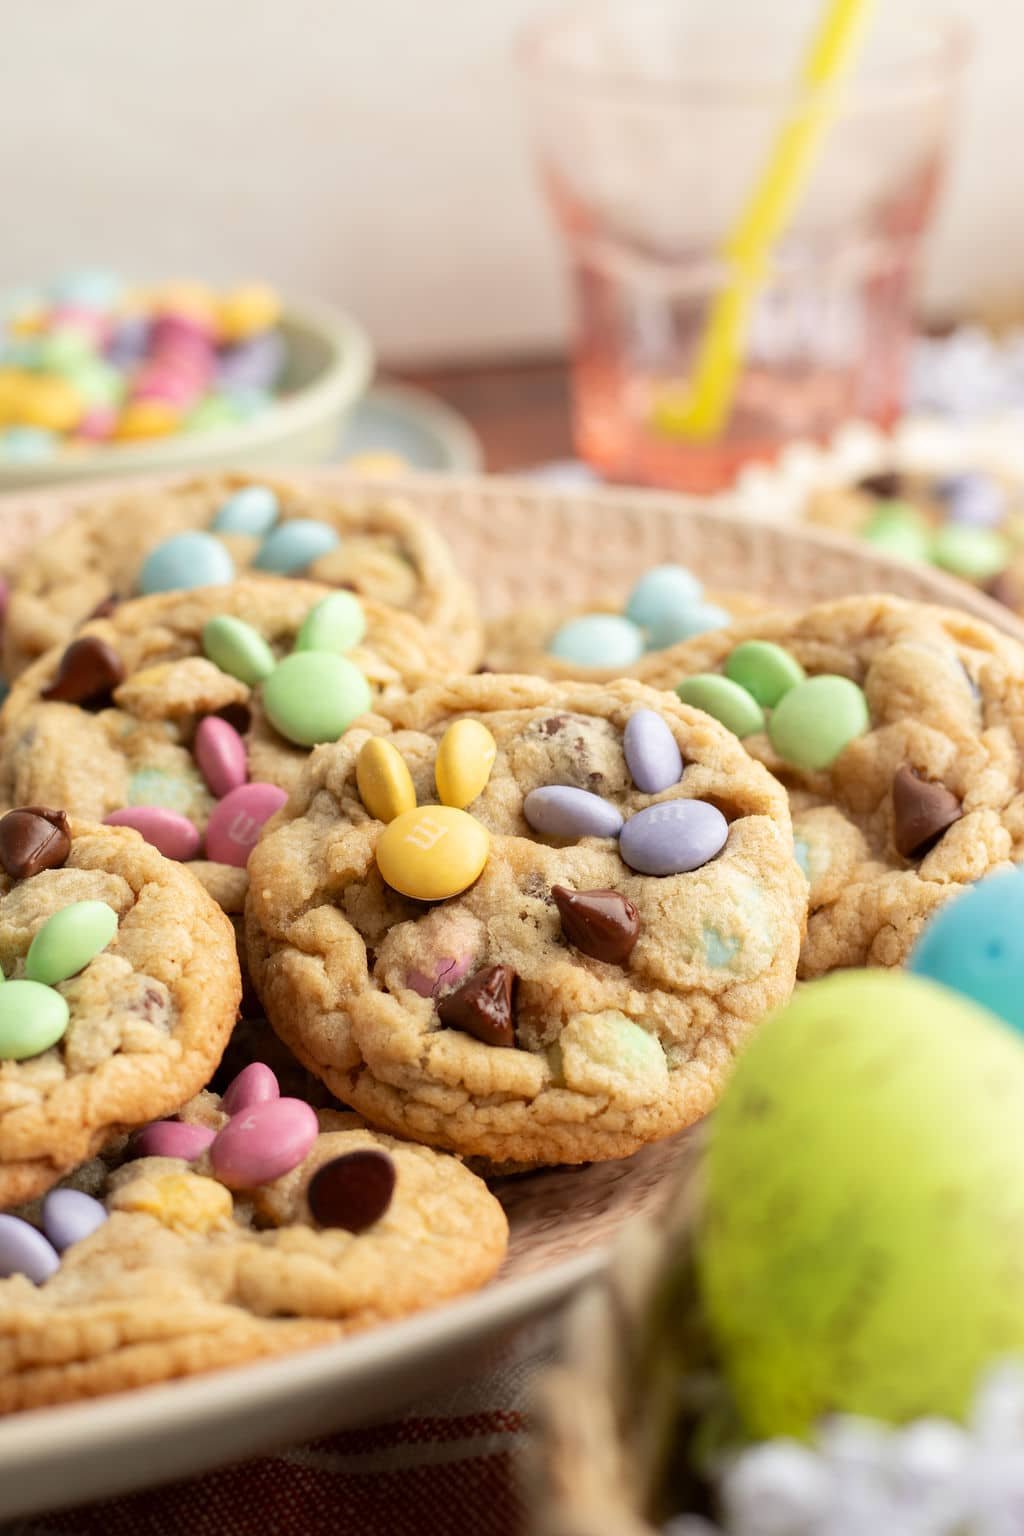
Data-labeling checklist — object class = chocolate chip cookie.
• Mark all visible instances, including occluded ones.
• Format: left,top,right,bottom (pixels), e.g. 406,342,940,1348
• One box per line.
0,1085,507,1409
643,594,1024,975
4,470,483,677
245,676,806,1167
0,580,454,912
0,811,240,1209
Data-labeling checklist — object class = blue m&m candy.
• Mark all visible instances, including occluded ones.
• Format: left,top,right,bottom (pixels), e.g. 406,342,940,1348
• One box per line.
253,518,340,575
138,531,235,594
908,867,1024,1035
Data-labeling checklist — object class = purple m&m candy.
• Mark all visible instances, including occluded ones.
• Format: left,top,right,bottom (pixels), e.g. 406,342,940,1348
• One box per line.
619,799,728,875
41,1189,108,1252
217,331,285,393
221,1062,280,1116
194,715,248,799
134,1120,216,1160
623,709,683,794
210,1097,319,1190
205,782,287,866
0,1214,59,1283
938,472,1006,529
104,806,201,861
523,786,623,841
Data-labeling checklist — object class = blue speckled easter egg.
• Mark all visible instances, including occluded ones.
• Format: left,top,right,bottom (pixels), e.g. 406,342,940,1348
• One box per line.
909,867,1024,1035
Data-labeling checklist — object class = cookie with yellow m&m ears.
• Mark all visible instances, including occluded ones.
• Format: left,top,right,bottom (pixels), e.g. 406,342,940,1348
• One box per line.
641,593,1024,976
0,1069,507,1410
245,674,806,1168
0,808,240,1210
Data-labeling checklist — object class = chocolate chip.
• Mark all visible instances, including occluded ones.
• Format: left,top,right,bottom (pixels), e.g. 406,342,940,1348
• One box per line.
551,886,640,965
856,471,904,499
86,593,119,621
892,765,962,860
307,1149,396,1232
215,702,252,735
540,715,568,735
41,636,125,709
986,570,1019,610
0,806,71,879
437,964,518,1048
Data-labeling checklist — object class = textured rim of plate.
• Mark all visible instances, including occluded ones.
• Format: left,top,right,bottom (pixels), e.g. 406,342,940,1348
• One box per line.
0,1246,601,1516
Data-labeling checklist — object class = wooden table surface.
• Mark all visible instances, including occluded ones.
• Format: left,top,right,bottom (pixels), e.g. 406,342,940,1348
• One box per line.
397,356,573,472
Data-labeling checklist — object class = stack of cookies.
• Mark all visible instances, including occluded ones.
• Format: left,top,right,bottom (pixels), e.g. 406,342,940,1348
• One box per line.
1,471,1023,1412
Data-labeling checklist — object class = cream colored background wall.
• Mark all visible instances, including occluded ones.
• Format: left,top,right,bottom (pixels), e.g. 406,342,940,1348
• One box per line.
0,0,1017,363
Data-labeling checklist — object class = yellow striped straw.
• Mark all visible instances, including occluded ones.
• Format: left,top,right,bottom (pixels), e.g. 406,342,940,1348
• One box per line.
653,0,877,442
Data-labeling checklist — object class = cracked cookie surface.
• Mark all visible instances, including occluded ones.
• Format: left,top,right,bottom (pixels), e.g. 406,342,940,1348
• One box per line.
245,676,806,1167
0,820,240,1209
642,595,1024,975
0,579,454,912
0,1097,507,1410
4,470,482,676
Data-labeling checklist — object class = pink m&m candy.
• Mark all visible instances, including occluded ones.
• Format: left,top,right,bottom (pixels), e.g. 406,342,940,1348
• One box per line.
134,1120,216,1160
104,806,201,861
221,1062,279,1116
407,953,474,999
210,1097,318,1189
194,715,248,798
78,407,117,441
205,782,286,867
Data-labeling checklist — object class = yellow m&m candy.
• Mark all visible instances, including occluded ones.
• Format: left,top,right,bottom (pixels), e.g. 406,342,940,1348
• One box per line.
13,374,83,432
357,737,416,824
376,806,489,901
114,399,180,440
435,720,497,810
217,283,280,343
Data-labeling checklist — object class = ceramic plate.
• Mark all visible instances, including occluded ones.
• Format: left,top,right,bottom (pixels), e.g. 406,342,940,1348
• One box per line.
0,1129,697,1519
336,382,483,473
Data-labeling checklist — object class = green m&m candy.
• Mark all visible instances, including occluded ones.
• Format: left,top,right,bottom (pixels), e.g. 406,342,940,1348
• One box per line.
0,980,70,1060
202,615,276,686
930,524,1009,584
263,653,372,746
769,675,869,771
676,675,765,738
724,642,805,708
25,900,119,986
862,503,933,563
295,592,367,654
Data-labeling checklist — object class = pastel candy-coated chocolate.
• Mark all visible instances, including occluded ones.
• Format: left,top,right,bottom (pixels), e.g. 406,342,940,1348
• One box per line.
0,980,70,1060
194,715,248,798
406,953,474,998
103,806,201,861
42,1188,108,1252
623,709,683,794
134,1120,216,1160
356,738,416,823
619,799,729,875
221,1062,280,1116
217,283,281,343
210,485,280,536
202,614,276,685
548,614,644,669
376,806,489,901
263,653,372,746
645,601,731,652
0,1214,60,1283
138,531,235,595
435,719,497,809
909,867,1024,1034
114,399,180,440
205,782,288,867
625,564,703,626
676,675,766,738
0,426,57,461
106,315,150,367
523,785,623,840
253,518,340,575
210,1096,319,1189
295,592,366,654
938,472,1007,529
217,332,285,392
724,641,806,708
768,675,869,771
862,510,933,563
50,267,121,310
25,900,118,985
931,524,1009,583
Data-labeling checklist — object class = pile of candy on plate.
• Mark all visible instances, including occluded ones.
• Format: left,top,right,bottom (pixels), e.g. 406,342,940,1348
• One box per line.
0,270,286,460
